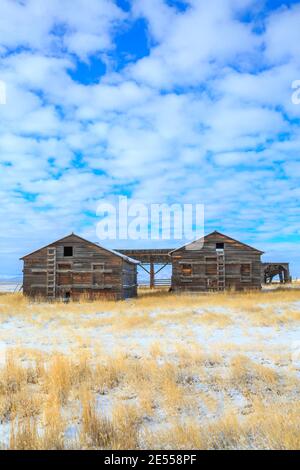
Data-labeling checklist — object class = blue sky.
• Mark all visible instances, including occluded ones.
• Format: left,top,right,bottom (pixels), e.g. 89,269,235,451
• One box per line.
0,0,300,278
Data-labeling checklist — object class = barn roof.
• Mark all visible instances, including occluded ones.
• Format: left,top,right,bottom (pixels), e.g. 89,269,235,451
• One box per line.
20,233,140,265
169,231,264,255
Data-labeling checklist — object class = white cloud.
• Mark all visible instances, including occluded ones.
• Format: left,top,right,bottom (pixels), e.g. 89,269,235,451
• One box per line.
129,0,260,88
0,0,125,58
264,4,300,64
0,0,300,276
132,0,175,42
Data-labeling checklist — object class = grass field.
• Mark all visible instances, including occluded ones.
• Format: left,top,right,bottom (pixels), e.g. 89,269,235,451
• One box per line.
0,287,300,449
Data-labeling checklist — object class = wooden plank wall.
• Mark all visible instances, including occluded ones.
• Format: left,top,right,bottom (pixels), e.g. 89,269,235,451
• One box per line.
122,261,138,299
171,233,262,292
23,235,137,300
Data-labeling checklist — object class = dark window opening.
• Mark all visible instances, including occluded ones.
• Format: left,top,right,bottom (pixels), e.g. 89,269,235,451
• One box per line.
63,291,71,303
241,263,251,280
64,246,73,257
216,242,224,250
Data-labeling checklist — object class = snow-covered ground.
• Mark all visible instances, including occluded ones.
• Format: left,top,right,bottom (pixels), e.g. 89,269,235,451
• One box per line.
0,288,300,449
0,308,300,363
0,283,20,293
0,277,22,293
1,293,300,360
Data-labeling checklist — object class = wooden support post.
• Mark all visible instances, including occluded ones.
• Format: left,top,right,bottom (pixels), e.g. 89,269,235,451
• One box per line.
279,270,284,283
283,268,289,283
150,259,155,289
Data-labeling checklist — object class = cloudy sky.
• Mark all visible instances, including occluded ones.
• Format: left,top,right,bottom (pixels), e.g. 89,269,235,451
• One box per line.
0,0,300,277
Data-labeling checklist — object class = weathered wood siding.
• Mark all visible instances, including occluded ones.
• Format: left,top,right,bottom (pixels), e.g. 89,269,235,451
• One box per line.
122,261,138,299
22,234,137,300
171,232,262,292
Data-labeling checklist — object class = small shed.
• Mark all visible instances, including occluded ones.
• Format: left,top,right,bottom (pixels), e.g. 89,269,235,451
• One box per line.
261,262,291,284
21,233,139,300
170,231,263,292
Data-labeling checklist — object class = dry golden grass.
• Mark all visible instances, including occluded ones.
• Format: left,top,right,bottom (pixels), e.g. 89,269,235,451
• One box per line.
93,353,126,393
79,387,142,449
143,399,300,450
1,287,300,329
0,288,300,449
80,387,115,448
0,343,299,449
41,391,66,450
228,355,280,394
10,417,40,450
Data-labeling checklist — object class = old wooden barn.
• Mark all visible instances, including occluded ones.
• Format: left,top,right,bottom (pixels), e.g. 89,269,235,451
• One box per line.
169,231,263,292
21,234,139,300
